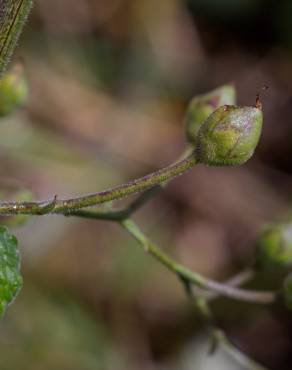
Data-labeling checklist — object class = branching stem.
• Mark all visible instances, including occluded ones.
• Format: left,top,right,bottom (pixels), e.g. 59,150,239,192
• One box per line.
0,3,276,368
0,152,197,215
120,218,276,304
181,275,267,369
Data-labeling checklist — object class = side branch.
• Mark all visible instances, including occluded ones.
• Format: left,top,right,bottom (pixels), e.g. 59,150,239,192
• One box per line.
184,285,267,370
120,218,276,304
68,186,161,221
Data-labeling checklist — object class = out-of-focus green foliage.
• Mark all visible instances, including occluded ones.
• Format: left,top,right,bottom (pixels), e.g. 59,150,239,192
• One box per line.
256,223,292,270
0,226,22,316
0,64,29,117
0,282,125,370
185,84,236,144
282,273,292,311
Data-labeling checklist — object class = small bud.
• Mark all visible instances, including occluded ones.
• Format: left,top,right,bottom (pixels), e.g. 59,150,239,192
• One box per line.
0,63,29,118
196,101,263,166
256,223,292,270
185,84,236,144
282,273,292,311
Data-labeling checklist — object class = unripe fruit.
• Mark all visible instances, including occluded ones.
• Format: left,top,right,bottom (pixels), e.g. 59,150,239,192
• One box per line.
0,64,29,118
282,273,292,311
196,101,263,166
256,223,292,270
185,84,236,145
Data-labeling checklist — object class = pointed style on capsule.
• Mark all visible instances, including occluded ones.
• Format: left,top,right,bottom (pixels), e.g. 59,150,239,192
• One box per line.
195,95,263,166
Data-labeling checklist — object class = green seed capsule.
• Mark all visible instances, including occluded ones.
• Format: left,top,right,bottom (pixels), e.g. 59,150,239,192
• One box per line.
256,223,292,270
196,102,263,166
185,84,236,145
0,64,29,118
282,273,292,311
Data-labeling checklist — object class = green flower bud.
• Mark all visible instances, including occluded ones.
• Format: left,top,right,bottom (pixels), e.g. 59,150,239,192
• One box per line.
185,84,236,144
282,273,292,311
256,223,292,270
196,101,263,166
0,64,29,118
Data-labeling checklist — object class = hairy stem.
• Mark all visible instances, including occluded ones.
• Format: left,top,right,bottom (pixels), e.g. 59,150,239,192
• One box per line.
0,152,197,215
69,148,195,220
120,218,276,304
69,186,161,221
0,0,33,76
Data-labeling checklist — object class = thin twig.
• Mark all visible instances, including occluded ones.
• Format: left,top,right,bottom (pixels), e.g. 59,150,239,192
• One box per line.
65,176,257,302
69,189,258,303
69,185,161,221
120,218,276,304
0,152,197,215
68,147,194,220
193,268,255,301
182,280,267,370
213,329,268,370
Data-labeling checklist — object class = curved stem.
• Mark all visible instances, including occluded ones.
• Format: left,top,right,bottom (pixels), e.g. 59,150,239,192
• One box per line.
0,152,197,215
120,218,276,304
68,148,194,220
69,185,161,221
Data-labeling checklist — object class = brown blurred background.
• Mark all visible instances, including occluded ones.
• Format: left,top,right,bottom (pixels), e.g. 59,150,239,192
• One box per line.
1,0,292,369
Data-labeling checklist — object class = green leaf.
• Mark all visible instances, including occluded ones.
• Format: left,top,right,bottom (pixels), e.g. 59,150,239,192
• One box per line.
0,226,22,316
0,0,33,77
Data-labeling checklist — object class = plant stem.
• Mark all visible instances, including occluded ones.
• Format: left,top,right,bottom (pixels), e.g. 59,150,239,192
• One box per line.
182,281,268,370
69,193,259,303
0,152,197,215
69,185,161,221
120,218,276,304
0,0,33,77
213,329,268,370
193,268,255,301
69,147,195,220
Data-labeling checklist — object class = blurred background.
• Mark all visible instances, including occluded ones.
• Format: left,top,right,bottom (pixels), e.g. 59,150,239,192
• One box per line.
2,0,292,369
